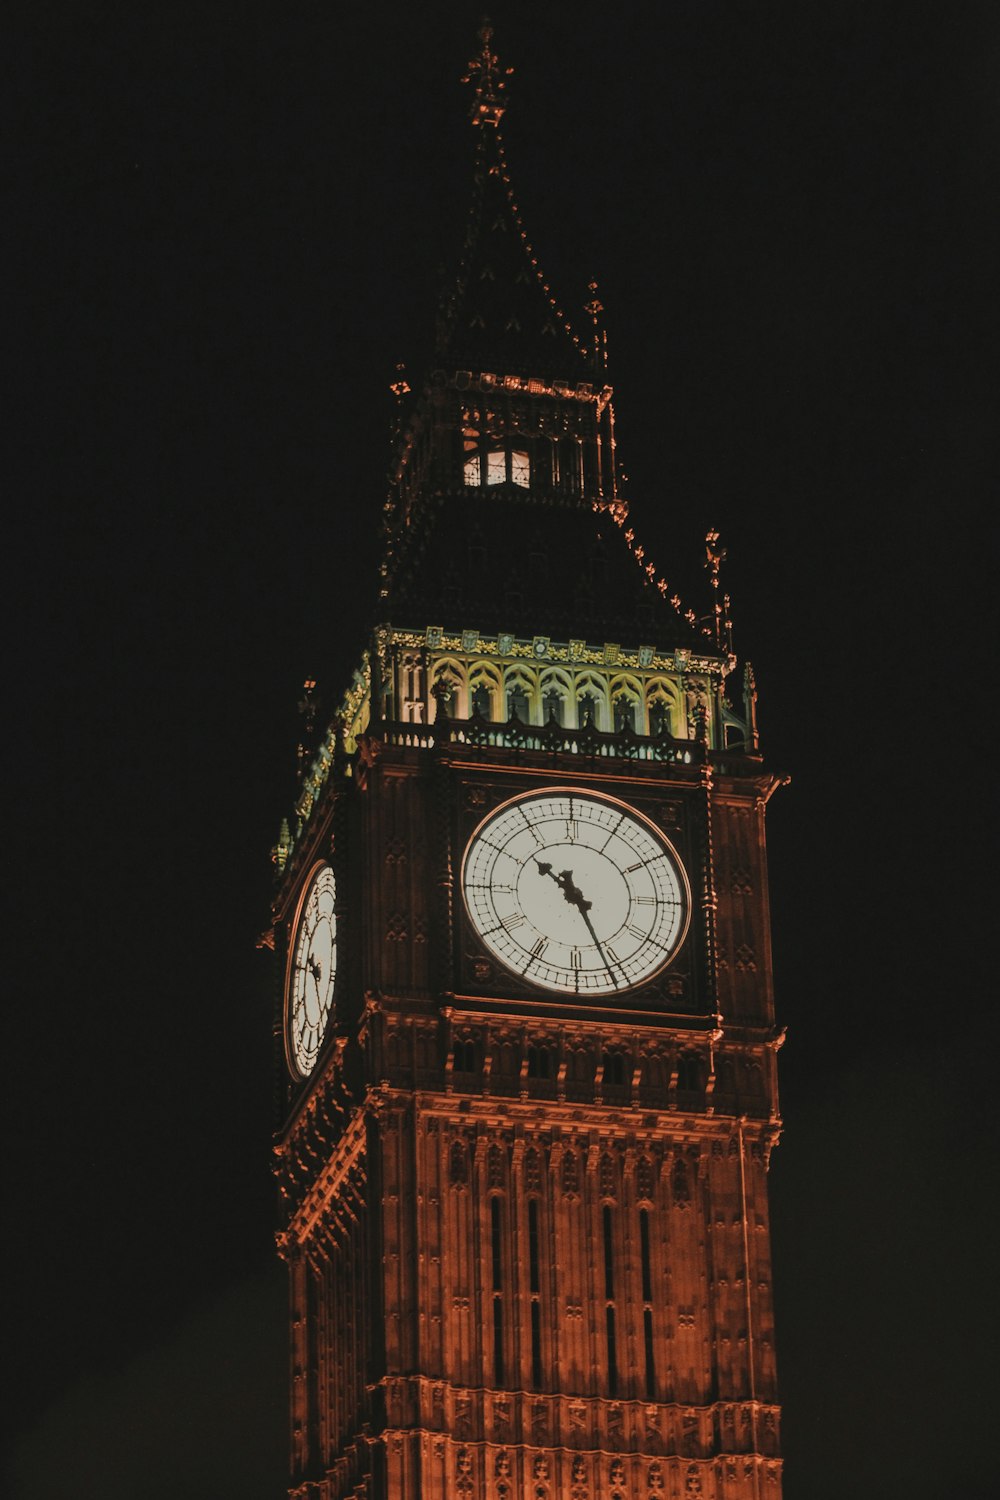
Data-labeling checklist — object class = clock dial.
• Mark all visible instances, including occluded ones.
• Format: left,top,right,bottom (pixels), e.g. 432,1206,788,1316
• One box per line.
287,865,337,1078
462,789,688,996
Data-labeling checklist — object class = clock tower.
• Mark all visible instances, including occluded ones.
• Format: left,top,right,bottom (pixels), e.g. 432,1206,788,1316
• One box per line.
271,26,785,1500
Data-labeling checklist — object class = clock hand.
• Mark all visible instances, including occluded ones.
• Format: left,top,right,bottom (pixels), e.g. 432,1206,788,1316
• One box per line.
534,861,622,987
573,896,623,989
535,861,591,911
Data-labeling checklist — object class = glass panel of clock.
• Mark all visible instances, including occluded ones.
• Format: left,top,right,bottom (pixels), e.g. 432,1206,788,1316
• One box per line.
462,791,685,996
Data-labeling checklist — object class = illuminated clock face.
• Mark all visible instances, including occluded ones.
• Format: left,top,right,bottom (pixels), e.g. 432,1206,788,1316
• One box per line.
287,865,337,1078
461,789,689,996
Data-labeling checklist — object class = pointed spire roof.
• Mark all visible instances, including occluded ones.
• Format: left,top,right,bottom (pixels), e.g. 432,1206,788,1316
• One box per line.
378,25,725,663
435,22,592,382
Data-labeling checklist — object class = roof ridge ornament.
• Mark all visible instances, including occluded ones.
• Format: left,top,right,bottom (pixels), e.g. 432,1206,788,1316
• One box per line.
704,527,730,651
462,18,512,129
583,279,608,374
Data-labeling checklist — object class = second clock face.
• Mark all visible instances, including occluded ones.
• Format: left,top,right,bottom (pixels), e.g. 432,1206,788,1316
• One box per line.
461,789,688,996
287,864,337,1078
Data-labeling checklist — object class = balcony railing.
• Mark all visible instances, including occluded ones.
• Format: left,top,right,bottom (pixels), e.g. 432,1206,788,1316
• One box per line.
370,708,703,764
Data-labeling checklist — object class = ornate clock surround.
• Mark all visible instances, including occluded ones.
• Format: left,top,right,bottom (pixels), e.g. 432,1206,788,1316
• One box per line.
449,764,709,1015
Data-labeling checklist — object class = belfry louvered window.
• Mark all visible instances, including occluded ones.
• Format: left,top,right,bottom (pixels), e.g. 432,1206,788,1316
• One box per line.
603,1205,618,1395
528,1197,543,1386
463,428,530,488
490,1196,505,1384
641,1207,656,1398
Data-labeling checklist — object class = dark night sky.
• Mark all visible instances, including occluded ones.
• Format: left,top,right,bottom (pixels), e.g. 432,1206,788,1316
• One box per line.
6,3,997,1496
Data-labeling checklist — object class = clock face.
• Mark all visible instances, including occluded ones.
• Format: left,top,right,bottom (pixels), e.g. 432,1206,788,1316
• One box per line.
287,864,337,1078
461,789,689,996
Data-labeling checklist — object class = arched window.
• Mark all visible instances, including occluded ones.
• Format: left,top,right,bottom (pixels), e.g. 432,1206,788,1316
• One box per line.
433,674,459,717
646,679,682,739
507,682,530,721
469,663,501,721
613,693,636,733
527,1044,551,1079
578,691,598,728
538,668,570,727
648,697,672,737
574,674,609,731
603,1051,627,1088
543,687,563,724
610,674,642,733
453,1038,476,1072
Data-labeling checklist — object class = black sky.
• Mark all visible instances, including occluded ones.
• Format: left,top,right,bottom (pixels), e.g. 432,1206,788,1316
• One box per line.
7,3,997,1496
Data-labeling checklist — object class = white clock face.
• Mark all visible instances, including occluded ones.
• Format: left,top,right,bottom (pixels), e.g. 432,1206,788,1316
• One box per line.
461,789,689,996
287,865,337,1078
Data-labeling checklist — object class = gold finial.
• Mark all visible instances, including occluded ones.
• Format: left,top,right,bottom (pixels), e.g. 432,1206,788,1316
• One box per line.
296,678,317,776
583,279,608,373
389,362,410,400
704,528,727,649
722,591,734,655
583,280,603,319
462,19,512,128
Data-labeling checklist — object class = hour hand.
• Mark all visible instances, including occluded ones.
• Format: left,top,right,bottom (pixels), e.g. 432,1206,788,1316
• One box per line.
536,859,575,900
558,870,591,912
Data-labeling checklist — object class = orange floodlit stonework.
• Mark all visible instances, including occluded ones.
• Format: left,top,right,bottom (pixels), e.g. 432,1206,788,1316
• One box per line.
271,25,785,1499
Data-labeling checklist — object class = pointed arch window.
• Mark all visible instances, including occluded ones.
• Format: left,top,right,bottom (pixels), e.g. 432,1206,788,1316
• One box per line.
613,693,636,733
507,683,530,722
453,1038,476,1072
578,692,598,729
648,698,672,737
527,1044,552,1079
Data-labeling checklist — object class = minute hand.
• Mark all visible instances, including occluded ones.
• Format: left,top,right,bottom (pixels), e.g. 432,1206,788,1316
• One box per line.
575,899,623,988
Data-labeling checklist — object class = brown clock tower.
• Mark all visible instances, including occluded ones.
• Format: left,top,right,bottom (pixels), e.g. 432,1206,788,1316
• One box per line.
271,27,785,1500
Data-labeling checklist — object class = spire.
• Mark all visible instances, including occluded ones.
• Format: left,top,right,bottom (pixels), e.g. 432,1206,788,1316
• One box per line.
437,23,589,380
379,26,717,660
462,19,511,129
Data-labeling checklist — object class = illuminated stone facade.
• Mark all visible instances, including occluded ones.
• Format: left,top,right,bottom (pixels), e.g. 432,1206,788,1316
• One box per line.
271,26,784,1500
